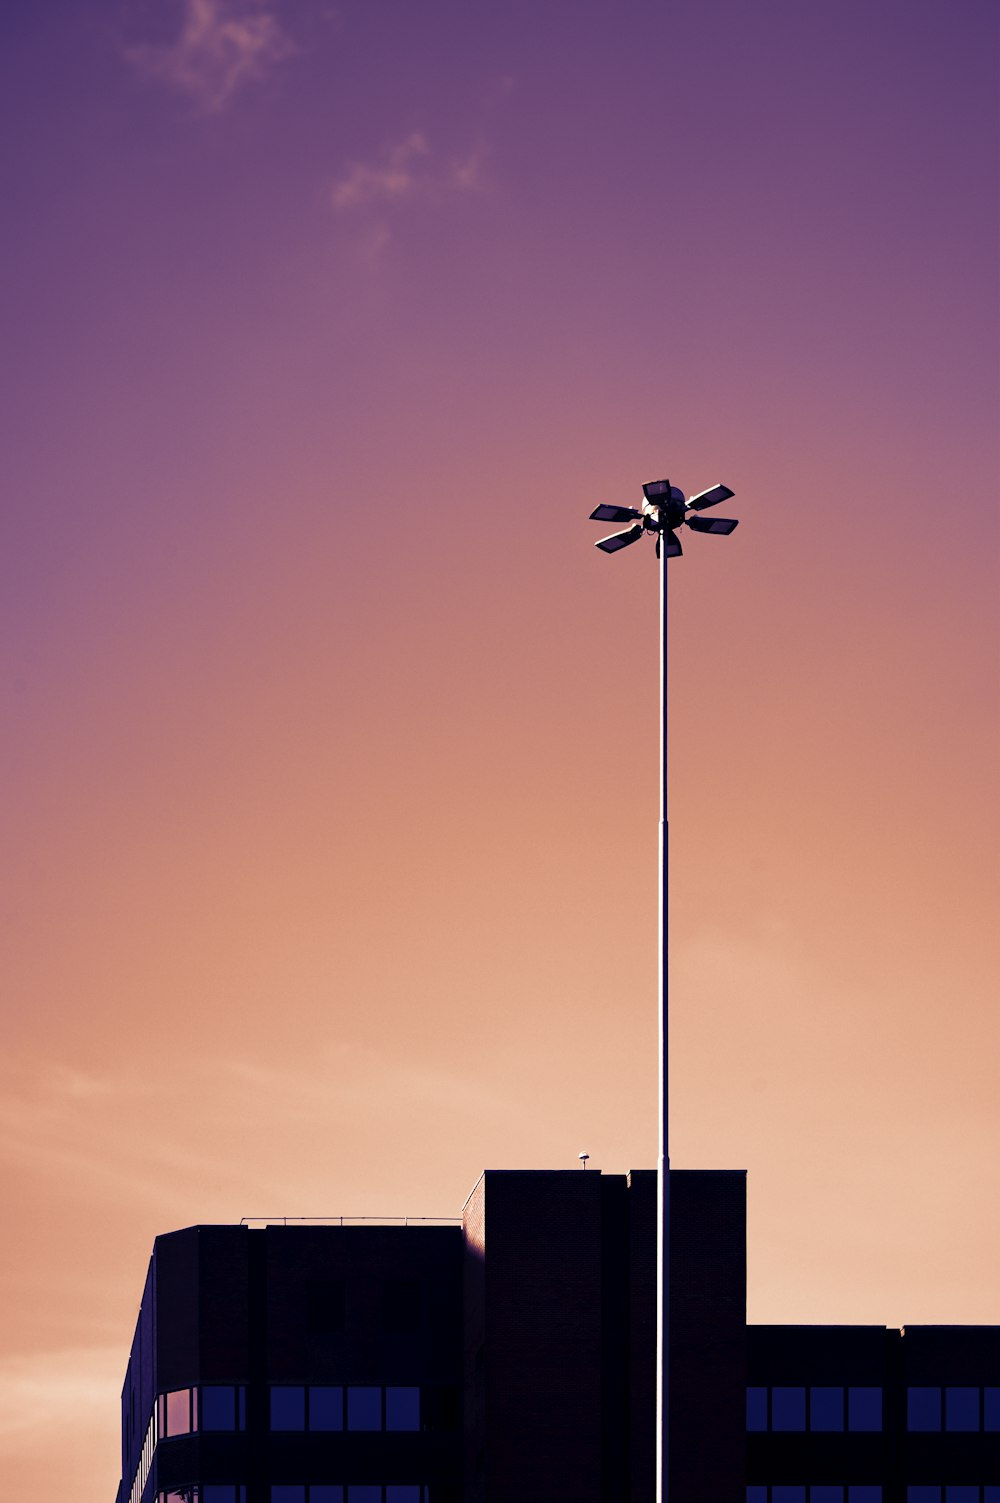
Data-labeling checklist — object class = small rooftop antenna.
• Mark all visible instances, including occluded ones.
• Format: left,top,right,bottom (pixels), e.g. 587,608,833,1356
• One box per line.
578,1152,590,1170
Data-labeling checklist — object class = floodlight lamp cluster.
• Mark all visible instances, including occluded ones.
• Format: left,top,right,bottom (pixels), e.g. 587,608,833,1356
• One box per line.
589,478,738,558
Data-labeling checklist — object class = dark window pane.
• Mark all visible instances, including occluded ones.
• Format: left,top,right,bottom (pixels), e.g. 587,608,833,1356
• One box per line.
986,1387,1000,1430
201,1386,236,1431
270,1386,306,1431
347,1490,381,1503
945,1490,978,1503
347,1386,381,1431
203,1489,237,1503
907,1490,941,1503
164,1389,193,1437
810,1386,844,1431
271,1491,305,1503
773,1489,806,1503
772,1386,806,1431
848,1490,882,1503
848,1386,882,1432
386,1386,420,1431
311,1491,344,1503
387,1490,421,1503
310,1385,343,1431
811,1490,844,1503
747,1491,767,1503
746,1386,768,1432
383,1279,421,1333
985,1490,1000,1503
238,1387,246,1430
907,1386,941,1431
945,1385,978,1431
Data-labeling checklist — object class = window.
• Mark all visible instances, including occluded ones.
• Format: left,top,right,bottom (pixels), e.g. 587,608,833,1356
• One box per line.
271,1490,305,1503
810,1386,844,1431
160,1493,245,1503
348,1386,382,1431
310,1386,344,1431
386,1491,421,1503
386,1387,420,1432
848,1387,882,1432
747,1387,768,1431
907,1387,942,1431
848,1490,882,1503
986,1387,1000,1430
772,1387,806,1431
773,1488,806,1503
906,1489,940,1503
158,1386,245,1439
201,1386,238,1431
161,1389,194,1437
985,1490,1000,1503
311,1491,344,1503
347,1490,381,1503
810,1490,843,1502
271,1386,306,1431
945,1386,979,1431
747,1489,767,1503
945,1491,978,1503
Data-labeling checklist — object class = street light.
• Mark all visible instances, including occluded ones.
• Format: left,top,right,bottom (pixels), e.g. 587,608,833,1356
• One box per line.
590,476,739,1503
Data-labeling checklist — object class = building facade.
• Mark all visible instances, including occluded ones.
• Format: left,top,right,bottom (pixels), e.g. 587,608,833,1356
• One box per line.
114,1169,998,1503
746,1324,1000,1502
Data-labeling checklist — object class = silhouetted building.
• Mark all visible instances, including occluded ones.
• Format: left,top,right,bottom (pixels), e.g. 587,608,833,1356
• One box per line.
115,1169,745,1503
114,1169,999,1503
746,1323,1000,1501
463,1169,746,1501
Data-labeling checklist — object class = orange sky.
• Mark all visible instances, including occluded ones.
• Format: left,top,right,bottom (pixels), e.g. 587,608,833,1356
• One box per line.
1,1,998,1495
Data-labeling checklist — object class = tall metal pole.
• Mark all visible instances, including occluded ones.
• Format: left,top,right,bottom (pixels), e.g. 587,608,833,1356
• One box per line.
589,475,738,1503
656,538,670,1503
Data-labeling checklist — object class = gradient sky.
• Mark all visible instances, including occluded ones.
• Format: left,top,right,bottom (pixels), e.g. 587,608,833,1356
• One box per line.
1,0,998,1494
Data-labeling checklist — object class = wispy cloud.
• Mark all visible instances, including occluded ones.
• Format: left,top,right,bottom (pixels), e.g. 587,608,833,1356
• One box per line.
331,133,487,212
125,0,295,114
331,132,431,210
447,145,488,194
0,1044,515,1219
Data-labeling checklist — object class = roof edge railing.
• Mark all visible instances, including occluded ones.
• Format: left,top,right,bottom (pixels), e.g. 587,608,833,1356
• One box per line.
239,1215,462,1228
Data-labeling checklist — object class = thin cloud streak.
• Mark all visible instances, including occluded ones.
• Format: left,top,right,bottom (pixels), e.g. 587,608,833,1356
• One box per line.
0,1046,517,1218
331,133,487,211
331,131,431,210
125,0,295,114
222,1040,517,1121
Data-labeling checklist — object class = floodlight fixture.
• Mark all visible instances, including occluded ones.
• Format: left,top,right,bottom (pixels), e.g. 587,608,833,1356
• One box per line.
589,476,738,559
595,522,643,554
588,473,741,1503
687,482,735,511
686,514,738,535
591,503,644,524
